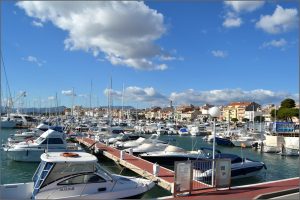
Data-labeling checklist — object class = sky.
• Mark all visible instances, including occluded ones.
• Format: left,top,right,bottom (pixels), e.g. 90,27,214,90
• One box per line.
1,1,299,108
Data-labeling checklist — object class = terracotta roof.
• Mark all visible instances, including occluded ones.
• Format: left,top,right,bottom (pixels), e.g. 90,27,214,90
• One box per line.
228,102,252,107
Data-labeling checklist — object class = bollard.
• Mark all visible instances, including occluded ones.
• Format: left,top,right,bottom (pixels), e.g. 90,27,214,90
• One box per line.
120,150,125,160
106,140,109,146
94,147,99,154
128,148,133,155
153,163,160,177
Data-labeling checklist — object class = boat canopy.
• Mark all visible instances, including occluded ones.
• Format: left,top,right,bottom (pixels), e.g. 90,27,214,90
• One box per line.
164,145,186,153
211,153,243,164
41,152,97,163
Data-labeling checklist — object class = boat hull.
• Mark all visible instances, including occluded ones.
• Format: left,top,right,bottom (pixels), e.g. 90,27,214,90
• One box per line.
0,182,33,199
1,120,17,128
215,137,234,147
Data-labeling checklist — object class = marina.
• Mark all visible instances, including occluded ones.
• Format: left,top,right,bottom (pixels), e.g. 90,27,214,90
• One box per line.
1,125,299,198
1,1,299,199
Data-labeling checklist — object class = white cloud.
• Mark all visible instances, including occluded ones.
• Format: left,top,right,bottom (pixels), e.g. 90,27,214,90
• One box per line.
223,17,242,28
62,90,75,96
211,50,227,58
48,96,55,100
224,1,265,13
256,5,298,34
32,20,43,27
17,1,171,71
104,86,169,105
261,38,287,49
170,89,298,105
223,1,264,28
22,55,45,66
103,86,297,106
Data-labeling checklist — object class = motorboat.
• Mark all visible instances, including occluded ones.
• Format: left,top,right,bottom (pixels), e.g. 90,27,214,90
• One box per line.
3,129,81,162
126,142,169,155
103,133,141,144
0,152,155,199
190,125,207,136
139,146,220,166
190,126,200,136
7,123,50,146
178,128,189,136
231,136,256,147
193,153,267,180
215,136,234,146
9,113,37,127
156,125,167,135
1,117,17,128
115,134,165,149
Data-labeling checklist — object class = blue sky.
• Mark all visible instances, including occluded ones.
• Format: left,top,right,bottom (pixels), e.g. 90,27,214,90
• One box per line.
2,1,299,108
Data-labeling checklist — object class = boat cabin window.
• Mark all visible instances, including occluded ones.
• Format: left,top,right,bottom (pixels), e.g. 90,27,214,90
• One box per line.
35,137,45,144
25,116,37,122
42,163,95,188
57,173,106,185
41,138,64,144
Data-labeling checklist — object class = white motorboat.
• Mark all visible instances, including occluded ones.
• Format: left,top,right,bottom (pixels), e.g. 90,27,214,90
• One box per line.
190,125,207,136
156,125,167,135
3,129,81,162
178,128,189,136
0,152,155,199
139,145,213,166
115,134,165,149
231,136,256,147
126,142,169,155
103,133,141,144
1,117,17,128
7,123,50,146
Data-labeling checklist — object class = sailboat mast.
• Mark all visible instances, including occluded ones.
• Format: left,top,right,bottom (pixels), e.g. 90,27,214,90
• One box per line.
90,80,92,116
121,83,124,122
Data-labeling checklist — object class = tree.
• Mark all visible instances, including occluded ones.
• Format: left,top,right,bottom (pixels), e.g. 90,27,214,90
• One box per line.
242,118,249,122
231,118,238,123
281,98,296,108
277,108,299,122
254,116,265,122
270,109,278,119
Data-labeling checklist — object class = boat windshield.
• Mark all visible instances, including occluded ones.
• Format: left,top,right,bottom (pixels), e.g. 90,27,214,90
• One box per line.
95,163,113,181
35,137,45,144
42,162,95,187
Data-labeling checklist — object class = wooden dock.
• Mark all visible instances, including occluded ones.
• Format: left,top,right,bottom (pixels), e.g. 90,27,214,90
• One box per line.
173,177,299,199
76,137,208,193
76,137,299,199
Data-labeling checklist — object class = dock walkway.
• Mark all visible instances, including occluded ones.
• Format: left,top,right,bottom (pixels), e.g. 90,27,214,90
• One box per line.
76,137,299,199
77,137,208,193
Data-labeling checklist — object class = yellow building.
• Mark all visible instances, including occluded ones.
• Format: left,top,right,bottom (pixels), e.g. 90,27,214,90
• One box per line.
222,102,259,122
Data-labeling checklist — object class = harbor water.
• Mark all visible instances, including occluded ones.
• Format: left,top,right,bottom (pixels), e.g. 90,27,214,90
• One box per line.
1,129,299,198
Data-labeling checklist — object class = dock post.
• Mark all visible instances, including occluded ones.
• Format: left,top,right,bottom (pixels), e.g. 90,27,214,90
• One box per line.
153,163,160,176
128,148,133,155
120,150,125,160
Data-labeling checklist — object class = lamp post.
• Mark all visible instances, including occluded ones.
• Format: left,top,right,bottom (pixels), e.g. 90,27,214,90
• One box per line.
209,106,221,187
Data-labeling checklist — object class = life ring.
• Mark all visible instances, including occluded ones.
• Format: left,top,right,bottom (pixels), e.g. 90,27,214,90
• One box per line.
60,152,79,157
